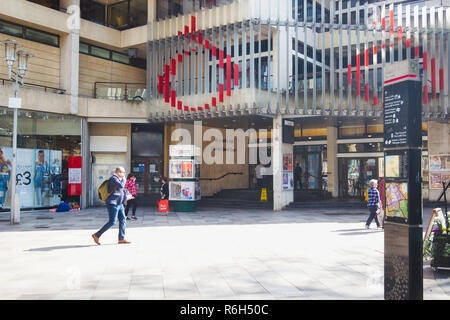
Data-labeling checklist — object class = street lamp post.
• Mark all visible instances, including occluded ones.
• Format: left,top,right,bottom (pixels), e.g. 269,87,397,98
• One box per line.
1,39,32,225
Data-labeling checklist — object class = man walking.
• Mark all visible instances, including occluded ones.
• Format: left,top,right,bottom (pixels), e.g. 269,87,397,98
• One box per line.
365,179,382,230
92,167,133,245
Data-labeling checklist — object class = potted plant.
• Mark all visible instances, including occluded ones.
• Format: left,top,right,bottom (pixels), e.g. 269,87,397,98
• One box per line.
424,220,450,270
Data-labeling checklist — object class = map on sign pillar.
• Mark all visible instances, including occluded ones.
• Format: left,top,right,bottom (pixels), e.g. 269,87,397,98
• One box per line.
385,182,408,220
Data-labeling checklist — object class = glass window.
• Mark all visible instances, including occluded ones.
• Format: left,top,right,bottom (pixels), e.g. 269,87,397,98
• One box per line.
79,42,89,54
0,20,23,38
0,107,81,211
108,1,129,29
302,128,327,137
24,28,59,47
91,46,111,59
339,126,365,137
112,52,130,64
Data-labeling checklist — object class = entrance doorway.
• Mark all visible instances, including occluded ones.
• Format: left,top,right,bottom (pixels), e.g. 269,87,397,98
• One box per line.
294,145,327,190
131,158,162,195
338,158,379,199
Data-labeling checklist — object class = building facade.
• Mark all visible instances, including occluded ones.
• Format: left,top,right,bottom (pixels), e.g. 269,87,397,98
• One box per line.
0,0,449,212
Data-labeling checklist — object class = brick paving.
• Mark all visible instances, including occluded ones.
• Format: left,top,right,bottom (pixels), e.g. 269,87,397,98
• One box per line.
0,206,448,300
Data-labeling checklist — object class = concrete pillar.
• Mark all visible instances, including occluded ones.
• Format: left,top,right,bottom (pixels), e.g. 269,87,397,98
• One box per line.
427,120,450,201
273,114,294,210
60,0,80,114
327,126,339,198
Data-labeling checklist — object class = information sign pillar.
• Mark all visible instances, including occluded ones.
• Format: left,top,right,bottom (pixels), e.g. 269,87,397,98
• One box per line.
383,60,423,300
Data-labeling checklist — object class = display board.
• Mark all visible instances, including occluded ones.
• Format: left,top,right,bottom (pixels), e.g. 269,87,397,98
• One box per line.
169,181,200,201
169,159,195,179
169,145,200,202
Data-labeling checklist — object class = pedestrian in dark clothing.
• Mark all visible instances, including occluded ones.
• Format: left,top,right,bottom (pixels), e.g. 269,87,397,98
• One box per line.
365,179,382,229
125,173,138,220
294,162,303,190
160,177,169,200
160,177,169,216
92,167,134,245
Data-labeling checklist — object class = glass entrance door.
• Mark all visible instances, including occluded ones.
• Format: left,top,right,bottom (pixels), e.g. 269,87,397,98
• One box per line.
131,158,162,194
339,158,379,199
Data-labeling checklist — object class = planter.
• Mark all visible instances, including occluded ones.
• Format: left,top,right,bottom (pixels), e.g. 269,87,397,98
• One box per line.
430,234,450,270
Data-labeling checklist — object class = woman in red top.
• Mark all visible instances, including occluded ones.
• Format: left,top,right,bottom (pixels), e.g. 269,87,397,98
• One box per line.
125,173,138,220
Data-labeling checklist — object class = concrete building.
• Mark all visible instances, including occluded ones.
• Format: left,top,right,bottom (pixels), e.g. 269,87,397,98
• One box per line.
0,0,449,212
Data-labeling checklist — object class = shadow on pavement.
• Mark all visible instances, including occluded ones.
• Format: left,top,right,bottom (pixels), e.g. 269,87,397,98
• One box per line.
25,244,115,252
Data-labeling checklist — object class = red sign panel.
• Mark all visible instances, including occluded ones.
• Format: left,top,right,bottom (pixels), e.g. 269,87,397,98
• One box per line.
68,156,82,196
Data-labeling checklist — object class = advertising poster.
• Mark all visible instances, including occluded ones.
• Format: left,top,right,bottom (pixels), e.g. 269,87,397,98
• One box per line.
385,182,408,220
430,174,444,189
169,160,182,178
283,154,293,171
169,160,195,179
0,147,61,209
169,181,196,201
181,161,193,178
429,155,450,188
282,172,294,190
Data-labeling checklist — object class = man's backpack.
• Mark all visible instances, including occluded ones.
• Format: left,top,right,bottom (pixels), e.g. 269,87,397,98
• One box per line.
98,177,116,203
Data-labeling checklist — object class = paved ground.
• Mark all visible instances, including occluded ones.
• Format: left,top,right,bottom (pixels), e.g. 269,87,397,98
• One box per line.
0,205,448,300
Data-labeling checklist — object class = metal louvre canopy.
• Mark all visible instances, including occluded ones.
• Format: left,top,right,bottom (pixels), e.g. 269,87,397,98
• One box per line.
147,0,450,123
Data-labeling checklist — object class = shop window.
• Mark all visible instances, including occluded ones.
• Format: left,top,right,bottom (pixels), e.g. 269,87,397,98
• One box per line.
24,28,59,47
0,107,81,211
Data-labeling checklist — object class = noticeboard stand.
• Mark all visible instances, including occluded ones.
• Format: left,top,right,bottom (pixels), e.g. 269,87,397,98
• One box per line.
168,145,200,212
383,60,423,300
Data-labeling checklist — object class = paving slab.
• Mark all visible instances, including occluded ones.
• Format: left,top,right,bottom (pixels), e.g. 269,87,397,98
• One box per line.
0,206,448,300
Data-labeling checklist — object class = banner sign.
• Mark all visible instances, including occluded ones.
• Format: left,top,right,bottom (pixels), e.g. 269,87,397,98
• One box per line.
68,156,82,196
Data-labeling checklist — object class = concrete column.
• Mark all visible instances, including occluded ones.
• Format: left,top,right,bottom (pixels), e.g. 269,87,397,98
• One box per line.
60,0,80,115
427,120,450,201
327,126,339,198
273,114,294,210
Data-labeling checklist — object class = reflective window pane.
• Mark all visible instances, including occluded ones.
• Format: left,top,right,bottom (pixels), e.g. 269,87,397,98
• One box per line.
24,28,59,47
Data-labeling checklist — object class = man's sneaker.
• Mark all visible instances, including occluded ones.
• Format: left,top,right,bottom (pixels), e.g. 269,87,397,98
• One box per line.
126,216,131,221
118,239,131,244
92,234,101,245
131,216,137,220
365,225,370,230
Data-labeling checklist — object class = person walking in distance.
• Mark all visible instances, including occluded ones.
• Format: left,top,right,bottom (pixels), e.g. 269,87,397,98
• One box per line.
294,162,303,190
92,167,134,245
160,177,169,216
125,173,138,220
365,179,382,230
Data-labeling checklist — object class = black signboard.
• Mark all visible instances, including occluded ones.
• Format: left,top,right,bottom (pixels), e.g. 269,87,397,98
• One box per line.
282,119,294,144
383,80,422,149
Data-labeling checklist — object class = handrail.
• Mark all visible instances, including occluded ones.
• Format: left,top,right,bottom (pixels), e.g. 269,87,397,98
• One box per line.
199,172,243,181
94,81,146,100
0,78,66,94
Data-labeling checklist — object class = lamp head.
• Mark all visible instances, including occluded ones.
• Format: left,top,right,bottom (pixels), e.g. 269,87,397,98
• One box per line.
2,39,19,78
17,50,32,81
